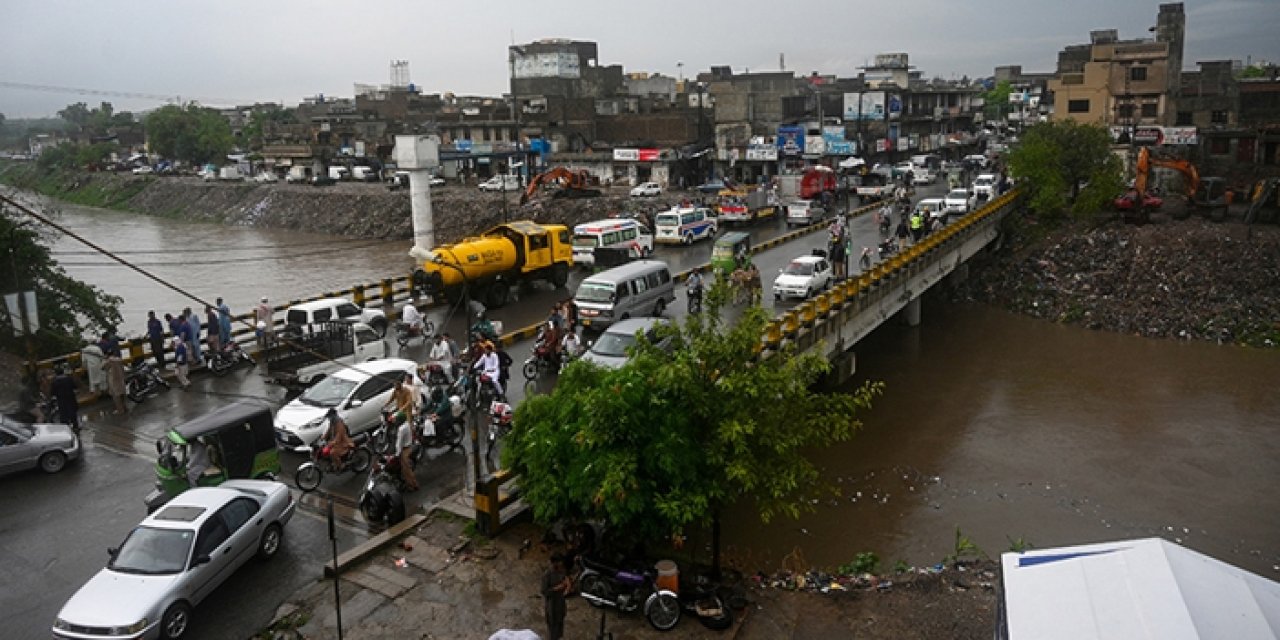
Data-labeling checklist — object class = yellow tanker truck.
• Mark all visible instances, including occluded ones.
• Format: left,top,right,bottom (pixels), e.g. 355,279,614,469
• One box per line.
411,220,573,308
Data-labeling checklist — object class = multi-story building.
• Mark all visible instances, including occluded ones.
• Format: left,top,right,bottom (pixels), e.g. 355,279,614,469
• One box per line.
1048,4,1186,131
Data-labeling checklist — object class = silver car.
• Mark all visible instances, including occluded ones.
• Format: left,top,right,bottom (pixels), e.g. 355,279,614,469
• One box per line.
579,318,673,370
0,414,81,475
53,480,295,640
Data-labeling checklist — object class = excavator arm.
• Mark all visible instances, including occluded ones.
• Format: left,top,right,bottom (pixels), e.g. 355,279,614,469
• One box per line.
1135,147,1200,197
520,167,601,204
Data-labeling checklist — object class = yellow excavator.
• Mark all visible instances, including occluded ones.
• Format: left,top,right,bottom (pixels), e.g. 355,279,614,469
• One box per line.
1133,147,1230,222
1244,177,1280,225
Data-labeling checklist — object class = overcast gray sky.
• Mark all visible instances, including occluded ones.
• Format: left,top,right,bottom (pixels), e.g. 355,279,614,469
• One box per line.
2,0,1276,118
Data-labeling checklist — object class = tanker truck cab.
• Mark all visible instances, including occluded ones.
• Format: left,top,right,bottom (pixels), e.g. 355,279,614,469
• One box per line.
412,220,573,309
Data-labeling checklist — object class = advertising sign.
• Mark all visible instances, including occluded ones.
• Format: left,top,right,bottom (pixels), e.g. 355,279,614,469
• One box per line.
888,94,902,119
1163,127,1198,145
512,51,581,79
613,148,639,161
861,92,886,121
822,126,855,156
638,148,660,162
1133,127,1164,146
776,126,805,156
745,144,778,161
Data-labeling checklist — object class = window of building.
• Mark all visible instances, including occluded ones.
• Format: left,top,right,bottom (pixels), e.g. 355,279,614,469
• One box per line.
1068,99,1090,113
1130,66,1147,81
1176,111,1193,126
1141,103,1158,118
1211,110,1228,124
1117,104,1134,120
1209,138,1229,155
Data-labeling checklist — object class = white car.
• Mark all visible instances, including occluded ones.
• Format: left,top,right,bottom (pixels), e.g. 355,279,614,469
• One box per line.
912,168,935,185
53,481,294,640
972,174,998,204
253,172,277,183
784,200,826,227
943,189,970,216
773,254,833,301
284,297,387,337
630,182,662,197
914,198,947,224
132,166,154,175
479,175,521,192
273,358,420,452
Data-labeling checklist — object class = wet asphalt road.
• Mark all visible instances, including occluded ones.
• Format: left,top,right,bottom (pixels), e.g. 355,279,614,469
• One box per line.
4,183,948,640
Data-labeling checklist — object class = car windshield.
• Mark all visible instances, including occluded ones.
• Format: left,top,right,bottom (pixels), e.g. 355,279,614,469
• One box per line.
0,416,34,436
572,235,599,249
590,331,638,358
783,261,814,276
298,376,358,407
947,190,968,200
576,282,614,303
109,526,194,575
975,178,994,186
655,214,679,226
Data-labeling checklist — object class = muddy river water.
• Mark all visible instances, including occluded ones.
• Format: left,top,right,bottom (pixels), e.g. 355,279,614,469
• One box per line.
39,196,1280,579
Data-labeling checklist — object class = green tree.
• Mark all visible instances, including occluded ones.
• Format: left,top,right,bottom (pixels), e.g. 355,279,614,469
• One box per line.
0,198,122,358
57,102,92,131
981,80,1013,122
144,104,233,165
1007,120,1123,220
505,288,882,570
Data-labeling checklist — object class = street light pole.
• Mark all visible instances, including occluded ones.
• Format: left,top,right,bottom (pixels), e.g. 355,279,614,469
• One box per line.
431,255,480,494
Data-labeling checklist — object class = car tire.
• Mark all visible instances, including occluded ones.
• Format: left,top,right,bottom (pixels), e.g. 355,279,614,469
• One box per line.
256,523,283,561
160,602,192,640
653,300,666,317
39,450,67,474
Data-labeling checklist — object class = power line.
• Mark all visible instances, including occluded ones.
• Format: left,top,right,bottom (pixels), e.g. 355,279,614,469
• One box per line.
50,236,392,256
54,239,399,266
0,80,251,107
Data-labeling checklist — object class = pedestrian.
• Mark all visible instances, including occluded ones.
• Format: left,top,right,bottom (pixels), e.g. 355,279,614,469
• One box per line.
185,307,204,366
146,310,166,369
49,365,80,432
166,312,180,339
496,342,513,392
217,297,233,346
541,553,571,640
205,305,221,357
98,330,121,358
102,351,127,414
395,396,420,492
255,297,274,349
860,246,873,272
895,218,910,252
909,211,924,244
172,338,191,389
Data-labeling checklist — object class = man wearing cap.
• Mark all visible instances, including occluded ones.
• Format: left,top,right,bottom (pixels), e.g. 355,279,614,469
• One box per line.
146,310,166,369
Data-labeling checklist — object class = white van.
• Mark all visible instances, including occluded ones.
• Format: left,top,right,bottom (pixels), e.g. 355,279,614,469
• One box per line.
328,166,351,181
572,218,653,266
574,260,675,330
654,206,716,244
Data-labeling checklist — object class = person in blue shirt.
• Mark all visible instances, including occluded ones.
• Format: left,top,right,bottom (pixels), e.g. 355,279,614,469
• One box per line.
216,297,233,346
146,311,165,368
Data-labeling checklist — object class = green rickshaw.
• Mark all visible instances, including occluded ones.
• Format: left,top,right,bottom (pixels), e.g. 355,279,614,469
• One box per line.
145,401,281,512
712,231,752,277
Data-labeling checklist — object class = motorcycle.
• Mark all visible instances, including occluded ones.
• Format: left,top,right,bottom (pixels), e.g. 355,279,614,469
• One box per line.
395,320,435,348
578,554,682,631
125,360,170,403
372,407,464,461
878,238,898,261
522,329,565,380
294,432,374,493
208,340,254,376
358,454,406,525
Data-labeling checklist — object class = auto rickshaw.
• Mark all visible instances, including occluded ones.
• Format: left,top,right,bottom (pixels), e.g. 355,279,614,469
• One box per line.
144,401,281,512
711,231,752,277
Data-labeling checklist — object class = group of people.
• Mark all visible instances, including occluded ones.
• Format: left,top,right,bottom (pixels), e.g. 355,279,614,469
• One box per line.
144,297,237,389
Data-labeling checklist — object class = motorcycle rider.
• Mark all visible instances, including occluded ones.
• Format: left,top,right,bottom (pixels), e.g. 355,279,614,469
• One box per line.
321,408,353,472
471,312,498,343
686,268,705,313
395,402,420,492
422,387,456,440
474,342,505,400
427,335,455,383
401,301,426,336
561,330,583,359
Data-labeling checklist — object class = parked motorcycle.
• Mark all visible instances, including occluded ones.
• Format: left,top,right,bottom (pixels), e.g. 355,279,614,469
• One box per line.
125,360,170,403
294,433,373,493
358,454,406,525
395,320,435,348
208,340,255,376
578,554,682,631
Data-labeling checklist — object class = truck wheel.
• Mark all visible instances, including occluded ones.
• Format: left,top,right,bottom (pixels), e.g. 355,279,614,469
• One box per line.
549,263,570,288
486,282,509,308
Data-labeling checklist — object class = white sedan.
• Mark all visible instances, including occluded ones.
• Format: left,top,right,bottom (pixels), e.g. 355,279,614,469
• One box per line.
630,182,662,197
53,481,295,640
943,189,971,216
773,254,833,301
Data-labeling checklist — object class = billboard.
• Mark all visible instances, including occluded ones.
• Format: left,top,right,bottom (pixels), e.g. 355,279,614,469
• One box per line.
776,126,805,156
822,126,856,156
613,148,660,162
745,144,778,161
512,51,581,79
842,92,887,121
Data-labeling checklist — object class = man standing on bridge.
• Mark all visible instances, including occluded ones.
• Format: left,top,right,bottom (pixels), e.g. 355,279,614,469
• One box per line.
217,297,233,346
255,297,274,350
146,311,165,369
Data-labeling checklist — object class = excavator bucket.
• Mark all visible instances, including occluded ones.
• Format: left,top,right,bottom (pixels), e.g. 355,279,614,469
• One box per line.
1244,178,1280,225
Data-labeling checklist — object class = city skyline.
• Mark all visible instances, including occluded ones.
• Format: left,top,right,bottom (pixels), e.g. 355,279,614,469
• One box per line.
2,0,1276,118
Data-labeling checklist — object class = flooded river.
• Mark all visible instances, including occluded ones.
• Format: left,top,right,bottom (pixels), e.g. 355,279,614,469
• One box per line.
37,196,1280,579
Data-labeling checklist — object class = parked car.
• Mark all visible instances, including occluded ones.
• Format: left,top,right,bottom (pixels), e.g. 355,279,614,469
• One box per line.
943,189,971,216
429,176,446,187
131,166,154,176
310,175,336,187
478,175,521,192
773,253,833,301
273,358,421,452
0,414,81,476
783,199,826,227
578,318,674,370
629,182,662,197
284,297,387,336
53,481,295,640
253,172,277,183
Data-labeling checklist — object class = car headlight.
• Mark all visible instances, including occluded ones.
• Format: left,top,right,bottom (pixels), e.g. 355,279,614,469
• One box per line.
110,618,148,635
